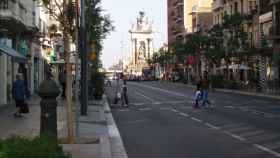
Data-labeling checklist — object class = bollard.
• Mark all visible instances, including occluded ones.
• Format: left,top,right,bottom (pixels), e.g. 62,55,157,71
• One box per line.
38,79,60,141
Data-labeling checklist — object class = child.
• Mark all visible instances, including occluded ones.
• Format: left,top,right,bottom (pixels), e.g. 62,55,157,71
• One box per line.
194,84,202,109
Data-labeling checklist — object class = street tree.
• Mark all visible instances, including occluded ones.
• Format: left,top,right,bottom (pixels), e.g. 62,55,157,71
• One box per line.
41,0,76,143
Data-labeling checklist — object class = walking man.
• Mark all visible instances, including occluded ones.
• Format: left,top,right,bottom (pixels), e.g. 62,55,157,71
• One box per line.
122,80,129,107
200,71,212,108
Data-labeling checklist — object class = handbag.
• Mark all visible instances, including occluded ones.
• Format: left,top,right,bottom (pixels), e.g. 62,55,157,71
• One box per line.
20,102,29,113
117,92,121,99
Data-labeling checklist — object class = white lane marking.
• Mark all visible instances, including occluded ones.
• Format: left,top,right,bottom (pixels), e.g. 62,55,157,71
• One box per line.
191,117,203,123
249,133,280,143
171,109,179,113
220,123,247,129
239,130,267,137
254,144,280,157
130,82,190,98
224,131,246,141
139,108,151,111
154,102,161,105
160,107,171,110
205,123,221,130
264,141,280,150
224,106,235,109
135,91,156,102
122,119,148,125
227,126,255,133
180,106,193,109
118,109,130,112
132,103,145,106
179,112,189,117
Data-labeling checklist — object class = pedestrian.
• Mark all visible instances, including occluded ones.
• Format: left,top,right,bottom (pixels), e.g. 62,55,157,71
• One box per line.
59,70,66,98
12,74,26,117
200,72,212,108
122,80,129,107
114,76,123,105
193,83,202,109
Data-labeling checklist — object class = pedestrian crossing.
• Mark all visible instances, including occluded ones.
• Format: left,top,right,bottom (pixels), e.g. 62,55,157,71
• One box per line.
215,123,280,157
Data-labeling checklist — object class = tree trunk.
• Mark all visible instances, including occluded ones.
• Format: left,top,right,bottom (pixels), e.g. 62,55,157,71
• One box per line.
64,31,74,144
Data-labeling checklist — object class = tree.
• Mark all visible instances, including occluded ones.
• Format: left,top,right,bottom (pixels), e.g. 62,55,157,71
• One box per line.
41,0,76,143
86,0,114,70
204,24,225,66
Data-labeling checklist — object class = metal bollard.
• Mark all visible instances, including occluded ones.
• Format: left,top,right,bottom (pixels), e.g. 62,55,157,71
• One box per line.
38,79,60,141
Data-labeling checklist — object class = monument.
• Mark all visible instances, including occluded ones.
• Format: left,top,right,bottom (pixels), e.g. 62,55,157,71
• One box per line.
128,11,154,75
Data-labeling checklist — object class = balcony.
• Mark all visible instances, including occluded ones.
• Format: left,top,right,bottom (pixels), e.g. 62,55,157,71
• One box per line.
175,17,183,24
0,0,26,24
0,0,37,34
212,0,224,11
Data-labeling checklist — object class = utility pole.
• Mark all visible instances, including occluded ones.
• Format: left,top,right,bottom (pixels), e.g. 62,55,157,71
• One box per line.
80,0,88,115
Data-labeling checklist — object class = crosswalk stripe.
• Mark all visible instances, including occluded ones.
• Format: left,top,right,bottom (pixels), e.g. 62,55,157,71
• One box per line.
227,126,255,133
139,108,151,111
220,123,247,129
249,133,280,143
239,130,267,138
254,144,280,157
263,141,280,150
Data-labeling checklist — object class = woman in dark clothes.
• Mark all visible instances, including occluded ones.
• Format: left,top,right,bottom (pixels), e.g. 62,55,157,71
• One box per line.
12,74,26,117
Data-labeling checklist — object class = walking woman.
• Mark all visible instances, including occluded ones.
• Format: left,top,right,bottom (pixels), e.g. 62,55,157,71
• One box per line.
12,74,26,117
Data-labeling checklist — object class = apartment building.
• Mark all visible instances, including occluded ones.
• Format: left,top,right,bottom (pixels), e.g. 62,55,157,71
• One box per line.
271,0,280,81
0,0,42,105
190,0,213,32
168,0,185,45
184,0,197,33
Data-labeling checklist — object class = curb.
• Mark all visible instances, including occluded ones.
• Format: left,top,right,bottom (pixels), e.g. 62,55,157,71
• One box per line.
103,95,128,158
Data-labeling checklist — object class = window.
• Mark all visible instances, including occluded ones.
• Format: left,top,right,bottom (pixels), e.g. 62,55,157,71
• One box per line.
0,0,8,10
234,2,238,14
248,1,256,13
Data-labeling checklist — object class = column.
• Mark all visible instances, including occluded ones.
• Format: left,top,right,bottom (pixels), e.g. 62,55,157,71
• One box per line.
134,39,137,67
0,54,7,105
147,39,151,59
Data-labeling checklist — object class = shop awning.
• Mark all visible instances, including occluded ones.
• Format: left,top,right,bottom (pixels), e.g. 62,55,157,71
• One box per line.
0,44,26,63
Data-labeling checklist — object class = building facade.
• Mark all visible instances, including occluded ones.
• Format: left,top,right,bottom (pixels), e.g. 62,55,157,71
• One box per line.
0,0,42,105
168,0,185,45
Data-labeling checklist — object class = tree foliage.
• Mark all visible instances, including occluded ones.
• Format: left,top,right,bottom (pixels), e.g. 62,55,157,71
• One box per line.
85,0,114,69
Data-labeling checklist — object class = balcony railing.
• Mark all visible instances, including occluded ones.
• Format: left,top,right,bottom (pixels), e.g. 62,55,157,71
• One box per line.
0,0,38,32
212,0,224,10
0,0,26,25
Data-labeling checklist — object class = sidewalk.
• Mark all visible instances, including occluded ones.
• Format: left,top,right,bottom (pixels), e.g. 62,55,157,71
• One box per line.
0,95,67,139
0,95,127,158
62,95,128,158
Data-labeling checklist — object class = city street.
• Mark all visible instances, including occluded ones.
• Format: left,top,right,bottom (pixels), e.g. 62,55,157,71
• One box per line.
106,81,280,158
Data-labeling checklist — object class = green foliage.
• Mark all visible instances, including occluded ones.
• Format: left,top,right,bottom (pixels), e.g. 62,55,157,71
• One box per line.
91,72,105,100
0,136,70,158
41,0,76,40
210,74,224,88
223,80,240,89
86,0,114,59
274,53,280,65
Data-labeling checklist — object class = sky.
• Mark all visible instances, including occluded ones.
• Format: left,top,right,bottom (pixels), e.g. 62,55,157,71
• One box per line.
101,0,167,69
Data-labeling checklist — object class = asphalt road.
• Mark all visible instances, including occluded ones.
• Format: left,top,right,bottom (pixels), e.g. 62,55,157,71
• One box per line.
106,81,280,158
